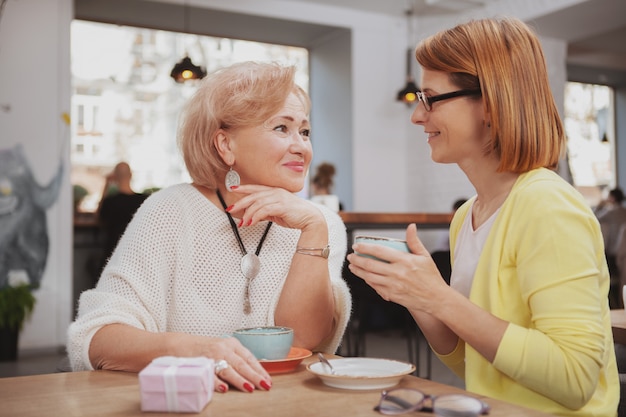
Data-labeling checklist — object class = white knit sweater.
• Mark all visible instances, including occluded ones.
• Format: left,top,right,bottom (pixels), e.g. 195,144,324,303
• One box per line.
67,184,352,371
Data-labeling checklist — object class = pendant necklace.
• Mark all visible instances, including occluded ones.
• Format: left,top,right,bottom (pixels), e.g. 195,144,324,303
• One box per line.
216,190,272,314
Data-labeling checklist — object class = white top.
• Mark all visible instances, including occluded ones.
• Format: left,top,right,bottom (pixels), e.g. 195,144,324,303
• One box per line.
310,194,340,212
450,203,500,298
67,183,351,371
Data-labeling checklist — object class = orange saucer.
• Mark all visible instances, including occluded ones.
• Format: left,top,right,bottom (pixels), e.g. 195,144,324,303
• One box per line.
259,347,312,374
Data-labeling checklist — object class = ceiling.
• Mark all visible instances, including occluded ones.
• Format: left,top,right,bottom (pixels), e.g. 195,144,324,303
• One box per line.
530,0,626,71
76,0,626,73
280,0,626,72
279,0,501,16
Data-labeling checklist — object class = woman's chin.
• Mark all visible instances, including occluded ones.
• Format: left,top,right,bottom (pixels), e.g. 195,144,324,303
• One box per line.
429,151,443,163
430,152,454,164
269,180,304,194
287,184,305,193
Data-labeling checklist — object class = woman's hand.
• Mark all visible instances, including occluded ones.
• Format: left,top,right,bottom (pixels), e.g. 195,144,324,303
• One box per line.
224,184,334,350
90,325,272,394
193,337,272,392
346,224,464,355
227,185,325,231
346,223,449,314
171,333,272,394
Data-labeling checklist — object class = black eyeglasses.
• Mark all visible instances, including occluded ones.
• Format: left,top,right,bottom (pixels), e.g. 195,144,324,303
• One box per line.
375,388,490,416
416,89,481,112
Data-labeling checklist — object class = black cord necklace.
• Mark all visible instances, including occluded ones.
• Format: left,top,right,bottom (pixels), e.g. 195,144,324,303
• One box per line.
216,190,272,314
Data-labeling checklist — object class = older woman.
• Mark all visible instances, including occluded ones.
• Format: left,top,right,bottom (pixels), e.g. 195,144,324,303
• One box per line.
348,18,618,415
68,62,351,394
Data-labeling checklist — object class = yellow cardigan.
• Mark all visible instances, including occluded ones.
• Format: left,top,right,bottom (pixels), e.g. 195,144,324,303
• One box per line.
442,168,619,416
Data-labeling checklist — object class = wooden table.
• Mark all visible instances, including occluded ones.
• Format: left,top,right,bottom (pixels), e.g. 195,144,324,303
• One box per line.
611,309,626,345
0,356,553,416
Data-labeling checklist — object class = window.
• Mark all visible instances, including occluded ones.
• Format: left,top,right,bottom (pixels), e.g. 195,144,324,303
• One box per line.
564,82,615,206
71,20,309,212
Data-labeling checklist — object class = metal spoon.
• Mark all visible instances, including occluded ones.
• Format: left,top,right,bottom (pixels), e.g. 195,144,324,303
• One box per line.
317,352,336,375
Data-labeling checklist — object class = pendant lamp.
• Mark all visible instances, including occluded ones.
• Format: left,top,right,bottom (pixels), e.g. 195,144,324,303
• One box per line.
170,1,207,83
397,48,419,105
396,6,419,106
170,55,207,83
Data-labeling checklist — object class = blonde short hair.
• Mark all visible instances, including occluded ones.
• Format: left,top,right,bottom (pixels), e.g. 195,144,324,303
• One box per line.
177,61,311,188
415,17,565,173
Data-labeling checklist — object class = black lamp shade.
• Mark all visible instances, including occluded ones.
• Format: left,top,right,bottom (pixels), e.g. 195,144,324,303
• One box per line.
170,56,207,83
397,79,419,104
397,47,419,106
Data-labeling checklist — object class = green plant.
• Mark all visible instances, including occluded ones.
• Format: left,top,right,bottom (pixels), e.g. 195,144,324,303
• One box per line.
0,284,36,330
73,184,89,212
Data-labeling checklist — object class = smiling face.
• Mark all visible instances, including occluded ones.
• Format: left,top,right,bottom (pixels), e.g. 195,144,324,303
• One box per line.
411,69,490,169
218,92,312,193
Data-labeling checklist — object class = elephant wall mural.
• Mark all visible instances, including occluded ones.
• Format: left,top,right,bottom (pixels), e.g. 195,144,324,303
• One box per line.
0,144,64,289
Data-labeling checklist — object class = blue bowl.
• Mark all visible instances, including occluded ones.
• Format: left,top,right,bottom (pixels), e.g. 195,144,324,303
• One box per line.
232,326,293,360
354,235,409,262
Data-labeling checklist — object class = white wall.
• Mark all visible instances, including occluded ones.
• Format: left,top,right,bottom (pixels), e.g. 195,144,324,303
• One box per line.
0,0,73,351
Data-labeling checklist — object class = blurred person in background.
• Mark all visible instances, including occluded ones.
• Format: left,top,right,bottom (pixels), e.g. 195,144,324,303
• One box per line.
97,161,148,267
310,162,343,212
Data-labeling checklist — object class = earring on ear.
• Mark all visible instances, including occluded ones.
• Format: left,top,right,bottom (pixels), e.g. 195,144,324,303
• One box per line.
225,166,240,191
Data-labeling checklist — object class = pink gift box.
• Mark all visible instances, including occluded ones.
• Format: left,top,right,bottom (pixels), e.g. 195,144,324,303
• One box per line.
139,356,214,413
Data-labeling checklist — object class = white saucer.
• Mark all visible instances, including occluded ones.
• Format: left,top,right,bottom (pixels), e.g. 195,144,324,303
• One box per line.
306,357,415,390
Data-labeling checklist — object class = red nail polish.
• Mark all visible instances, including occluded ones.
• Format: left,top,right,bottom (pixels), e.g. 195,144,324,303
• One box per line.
218,384,228,393
226,205,234,212
243,382,254,393
230,185,239,190
260,380,271,390
246,219,252,226
238,219,244,227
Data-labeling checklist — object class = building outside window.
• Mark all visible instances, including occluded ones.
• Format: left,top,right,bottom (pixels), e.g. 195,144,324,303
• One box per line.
564,82,615,207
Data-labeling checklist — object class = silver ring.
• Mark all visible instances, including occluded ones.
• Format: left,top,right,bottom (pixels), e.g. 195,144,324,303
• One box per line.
214,359,229,375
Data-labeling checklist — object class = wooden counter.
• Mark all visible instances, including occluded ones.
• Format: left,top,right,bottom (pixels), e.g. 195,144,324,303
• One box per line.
339,212,453,231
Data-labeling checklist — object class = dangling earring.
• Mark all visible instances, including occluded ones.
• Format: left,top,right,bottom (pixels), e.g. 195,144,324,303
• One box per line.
225,166,240,191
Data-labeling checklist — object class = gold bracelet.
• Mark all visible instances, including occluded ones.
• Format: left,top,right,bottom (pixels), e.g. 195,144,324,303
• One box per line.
296,244,330,259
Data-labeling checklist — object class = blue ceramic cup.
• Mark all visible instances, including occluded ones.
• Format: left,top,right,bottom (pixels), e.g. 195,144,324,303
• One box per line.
354,235,410,263
232,326,293,360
